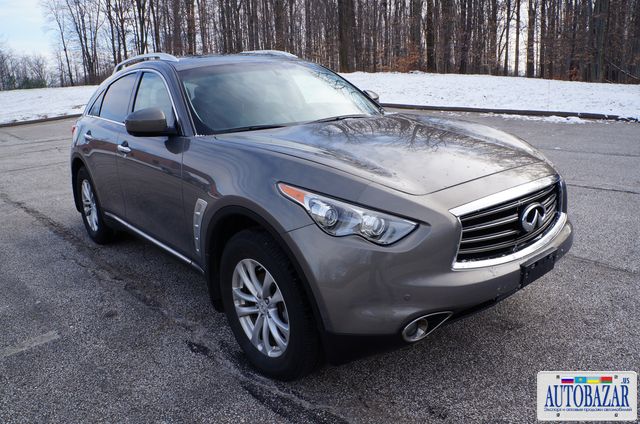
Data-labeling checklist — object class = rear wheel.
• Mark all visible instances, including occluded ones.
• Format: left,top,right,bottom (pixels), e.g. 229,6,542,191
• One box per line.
220,229,321,380
76,167,115,244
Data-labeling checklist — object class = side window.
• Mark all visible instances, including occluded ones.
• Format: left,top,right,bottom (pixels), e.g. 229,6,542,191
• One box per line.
100,73,137,123
87,90,104,116
134,72,176,127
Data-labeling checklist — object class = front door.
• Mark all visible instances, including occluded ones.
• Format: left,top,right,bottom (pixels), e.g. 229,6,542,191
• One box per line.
81,73,139,218
116,71,190,253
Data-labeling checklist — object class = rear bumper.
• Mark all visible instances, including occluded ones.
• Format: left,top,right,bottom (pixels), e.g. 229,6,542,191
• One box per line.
285,217,573,363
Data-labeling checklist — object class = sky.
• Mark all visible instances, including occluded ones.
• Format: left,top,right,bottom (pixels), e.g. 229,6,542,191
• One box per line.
0,0,53,57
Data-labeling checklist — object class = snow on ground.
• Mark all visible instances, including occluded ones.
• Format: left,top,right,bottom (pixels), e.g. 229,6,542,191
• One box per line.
0,85,98,125
439,111,594,124
1,72,638,125
341,72,640,120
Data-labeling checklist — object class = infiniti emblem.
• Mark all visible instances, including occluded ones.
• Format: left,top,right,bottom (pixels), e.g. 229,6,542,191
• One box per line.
520,202,546,233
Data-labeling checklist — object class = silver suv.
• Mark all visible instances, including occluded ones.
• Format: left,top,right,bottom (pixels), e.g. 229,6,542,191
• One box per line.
70,51,573,380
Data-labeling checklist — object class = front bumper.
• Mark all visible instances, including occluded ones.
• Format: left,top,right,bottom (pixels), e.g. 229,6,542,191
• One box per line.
283,215,573,361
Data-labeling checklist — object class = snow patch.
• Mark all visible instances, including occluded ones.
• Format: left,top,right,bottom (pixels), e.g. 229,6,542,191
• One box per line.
1,72,639,125
0,85,98,125
341,72,640,120
488,114,590,124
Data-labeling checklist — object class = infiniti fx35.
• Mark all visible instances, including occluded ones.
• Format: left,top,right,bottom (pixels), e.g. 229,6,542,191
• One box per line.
70,51,573,380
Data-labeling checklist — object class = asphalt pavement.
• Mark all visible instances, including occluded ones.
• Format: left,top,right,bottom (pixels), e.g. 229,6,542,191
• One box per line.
0,112,638,423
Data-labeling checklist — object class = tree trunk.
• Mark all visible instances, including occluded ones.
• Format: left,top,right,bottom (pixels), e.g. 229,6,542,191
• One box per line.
425,0,435,72
592,0,609,82
172,0,182,54
514,0,521,75
274,0,286,50
409,0,422,69
442,1,454,72
338,0,355,72
526,0,536,76
539,0,546,78
489,0,498,73
504,0,511,75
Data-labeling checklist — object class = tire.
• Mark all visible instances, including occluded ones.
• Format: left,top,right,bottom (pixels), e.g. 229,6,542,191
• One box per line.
220,229,321,380
76,167,115,244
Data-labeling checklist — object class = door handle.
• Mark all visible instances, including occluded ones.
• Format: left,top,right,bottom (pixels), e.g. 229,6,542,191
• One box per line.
84,131,96,141
117,142,131,154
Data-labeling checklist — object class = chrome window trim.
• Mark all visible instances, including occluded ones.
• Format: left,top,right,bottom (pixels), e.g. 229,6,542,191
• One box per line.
133,69,182,131
449,175,564,270
84,68,183,133
104,212,204,274
90,115,126,127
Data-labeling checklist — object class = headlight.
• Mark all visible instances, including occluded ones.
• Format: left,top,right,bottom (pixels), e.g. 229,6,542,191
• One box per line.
278,183,417,245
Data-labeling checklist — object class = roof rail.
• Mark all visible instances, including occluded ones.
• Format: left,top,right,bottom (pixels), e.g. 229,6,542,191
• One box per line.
240,50,298,59
113,53,179,74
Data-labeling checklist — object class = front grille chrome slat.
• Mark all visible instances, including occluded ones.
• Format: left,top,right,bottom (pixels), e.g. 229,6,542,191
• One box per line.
460,229,520,244
455,181,561,263
462,213,519,233
460,185,555,223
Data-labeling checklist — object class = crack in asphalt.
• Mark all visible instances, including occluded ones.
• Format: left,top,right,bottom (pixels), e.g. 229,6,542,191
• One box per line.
0,331,61,360
0,137,68,148
541,147,640,158
1,146,66,158
0,161,69,174
566,253,638,275
0,131,25,142
187,340,351,424
0,191,353,424
566,182,640,195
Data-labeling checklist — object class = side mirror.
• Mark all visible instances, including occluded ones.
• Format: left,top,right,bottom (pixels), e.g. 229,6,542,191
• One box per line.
125,108,176,137
363,89,380,103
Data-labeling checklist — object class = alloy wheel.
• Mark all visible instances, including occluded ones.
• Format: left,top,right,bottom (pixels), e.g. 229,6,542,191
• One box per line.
81,179,99,232
232,258,290,357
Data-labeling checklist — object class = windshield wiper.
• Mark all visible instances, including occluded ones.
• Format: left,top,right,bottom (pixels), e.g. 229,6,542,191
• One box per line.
217,124,287,134
310,114,371,123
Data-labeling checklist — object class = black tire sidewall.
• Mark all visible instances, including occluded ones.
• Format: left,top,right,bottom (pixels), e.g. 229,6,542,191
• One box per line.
220,230,318,379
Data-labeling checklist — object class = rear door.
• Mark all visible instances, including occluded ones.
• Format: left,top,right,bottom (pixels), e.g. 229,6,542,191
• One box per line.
80,73,137,218
116,70,190,253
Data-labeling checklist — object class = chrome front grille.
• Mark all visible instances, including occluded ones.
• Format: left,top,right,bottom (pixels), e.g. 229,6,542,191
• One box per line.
455,181,561,263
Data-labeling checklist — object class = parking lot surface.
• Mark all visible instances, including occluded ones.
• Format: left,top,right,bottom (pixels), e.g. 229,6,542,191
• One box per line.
0,112,638,423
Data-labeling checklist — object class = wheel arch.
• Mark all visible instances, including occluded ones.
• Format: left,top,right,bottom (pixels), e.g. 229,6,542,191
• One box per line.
203,205,326,334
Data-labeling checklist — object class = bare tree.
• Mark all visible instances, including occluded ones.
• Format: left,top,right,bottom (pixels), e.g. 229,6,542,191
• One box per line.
11,0,636,91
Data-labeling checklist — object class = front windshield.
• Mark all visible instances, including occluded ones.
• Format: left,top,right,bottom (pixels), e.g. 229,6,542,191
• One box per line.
179,61,380,134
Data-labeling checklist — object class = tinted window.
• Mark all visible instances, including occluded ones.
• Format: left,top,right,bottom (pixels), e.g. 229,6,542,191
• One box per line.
100,73,137,123
133,72,175,127
180,61,379,134
88,90,104,116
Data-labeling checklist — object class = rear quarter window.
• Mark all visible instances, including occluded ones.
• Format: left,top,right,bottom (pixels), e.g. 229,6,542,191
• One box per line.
99,73,137,123
87,90,104,116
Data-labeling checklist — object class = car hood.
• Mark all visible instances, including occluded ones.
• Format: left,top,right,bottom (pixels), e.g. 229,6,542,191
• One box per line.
217,113,544,195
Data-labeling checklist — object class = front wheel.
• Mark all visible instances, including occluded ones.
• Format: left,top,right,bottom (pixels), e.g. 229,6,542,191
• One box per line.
220,230,321,380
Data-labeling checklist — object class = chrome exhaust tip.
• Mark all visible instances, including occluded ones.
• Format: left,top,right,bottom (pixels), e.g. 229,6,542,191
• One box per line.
401,311,453,343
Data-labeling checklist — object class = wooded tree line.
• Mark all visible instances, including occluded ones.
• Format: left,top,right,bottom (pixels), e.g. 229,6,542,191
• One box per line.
4,0,640,89
0,46,52,90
